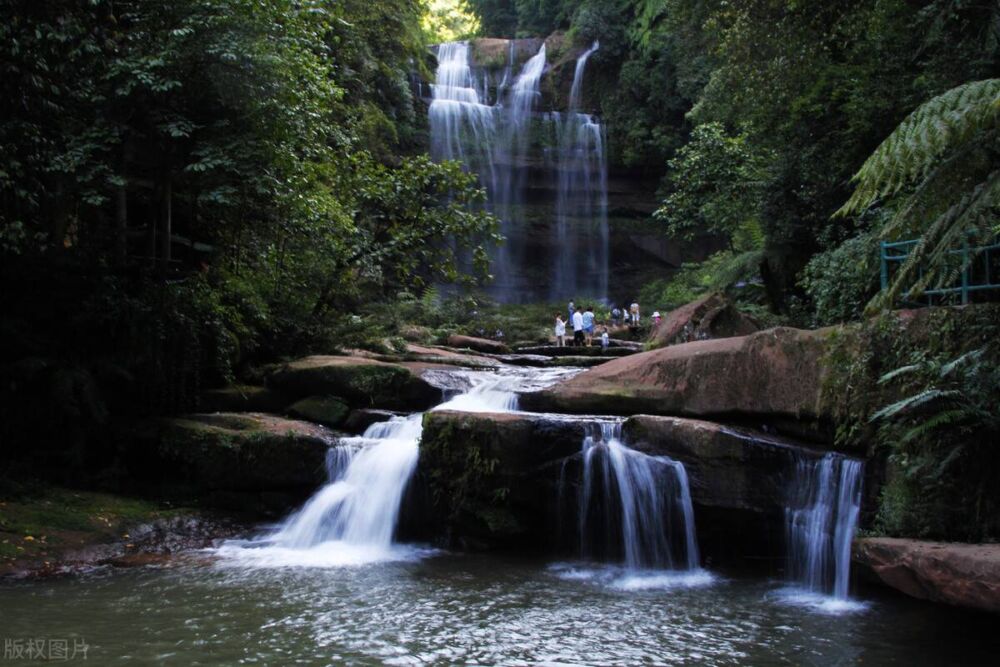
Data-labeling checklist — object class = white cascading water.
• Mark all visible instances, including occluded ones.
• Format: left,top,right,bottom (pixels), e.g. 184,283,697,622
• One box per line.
217,369,551,567
551,41,609,301
429,41,609,303
784,453,864,604
576,421,700,571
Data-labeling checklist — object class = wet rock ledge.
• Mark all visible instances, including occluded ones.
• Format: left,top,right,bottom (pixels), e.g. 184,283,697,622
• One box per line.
854,538,1000,614
414,410,831,563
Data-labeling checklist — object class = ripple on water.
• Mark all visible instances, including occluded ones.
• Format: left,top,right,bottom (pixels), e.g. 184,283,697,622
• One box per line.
212,539,439,569
768,586,870,615
547,562,718,591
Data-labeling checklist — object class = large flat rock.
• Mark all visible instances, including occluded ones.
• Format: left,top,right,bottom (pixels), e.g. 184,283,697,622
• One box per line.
854,538,1000,613
520,326,833,440
266,355,443,410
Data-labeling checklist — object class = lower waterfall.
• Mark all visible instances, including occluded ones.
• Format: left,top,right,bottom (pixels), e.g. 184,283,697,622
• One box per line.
557,421,701,572
781,453,865,610
217,369,532,567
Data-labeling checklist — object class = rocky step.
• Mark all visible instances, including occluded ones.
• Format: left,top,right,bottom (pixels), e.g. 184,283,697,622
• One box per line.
118,412,340,513
513,345,637,357
854,538,1000,614
491,354,614,368
266,355,444,411
413,410,843,561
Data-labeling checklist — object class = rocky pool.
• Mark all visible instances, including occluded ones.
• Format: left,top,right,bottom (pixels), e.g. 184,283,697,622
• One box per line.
1,552,995,665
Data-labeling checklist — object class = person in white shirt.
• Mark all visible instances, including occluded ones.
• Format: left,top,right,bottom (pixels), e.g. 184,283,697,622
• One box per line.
600,327,610,352
629,301,640,325
571,307,585,346
554,314,566,347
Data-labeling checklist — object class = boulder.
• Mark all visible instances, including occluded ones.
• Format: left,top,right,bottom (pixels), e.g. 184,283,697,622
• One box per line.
415,411,587,548
266,355,442,411
520,326,834,441
286,395,350,428
343,408,402,434
123,413,336,497
413,410,834,564
854,538,1000,613
649,293,761,349
198,385,289,413
446,334,510,354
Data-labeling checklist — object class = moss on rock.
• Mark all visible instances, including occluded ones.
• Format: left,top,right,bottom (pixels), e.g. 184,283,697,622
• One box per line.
287,395,350,428
266,356,442,410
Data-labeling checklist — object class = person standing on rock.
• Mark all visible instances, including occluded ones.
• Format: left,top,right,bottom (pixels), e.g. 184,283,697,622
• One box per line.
572,306,585,346
630,300,640,326
582,305,595,346
568,300,575,323
611,305,622,327
600,327,610,352
554,313,566,347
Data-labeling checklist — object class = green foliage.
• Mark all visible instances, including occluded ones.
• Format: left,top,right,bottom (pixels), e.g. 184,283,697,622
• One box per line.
837,79,1000,311
638,249,769,313
655,123,770,244
423,0,480,42
821,306,1000,540
871,345,1000,540
800,227,881,326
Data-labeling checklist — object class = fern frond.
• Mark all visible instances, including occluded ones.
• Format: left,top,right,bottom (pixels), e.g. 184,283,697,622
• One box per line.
878,363,924,385
940,348,985,377
870,388,961,421
838,79,1000,216
901,409,967,443
709,248,765,289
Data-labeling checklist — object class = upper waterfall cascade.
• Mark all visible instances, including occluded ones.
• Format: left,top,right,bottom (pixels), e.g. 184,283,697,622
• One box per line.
429,41,609,303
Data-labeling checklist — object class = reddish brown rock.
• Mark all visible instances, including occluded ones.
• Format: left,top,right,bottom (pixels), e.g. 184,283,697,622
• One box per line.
649,293,761,349
854,538,1000,613
520,326,834,438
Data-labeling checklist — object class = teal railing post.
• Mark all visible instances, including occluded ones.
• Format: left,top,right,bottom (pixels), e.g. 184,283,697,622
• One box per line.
961,237,970,304
880,240,889,291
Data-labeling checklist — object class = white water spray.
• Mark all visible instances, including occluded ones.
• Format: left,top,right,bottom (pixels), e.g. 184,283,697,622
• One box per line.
576,421,700,570
783,453,864,605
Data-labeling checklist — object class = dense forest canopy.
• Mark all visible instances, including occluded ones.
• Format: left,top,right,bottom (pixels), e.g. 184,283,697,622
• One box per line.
461,0,999,319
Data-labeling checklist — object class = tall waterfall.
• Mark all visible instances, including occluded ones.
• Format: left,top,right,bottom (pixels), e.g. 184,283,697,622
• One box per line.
429,40,609,303
575,421,700,570
785,454,864,599
551,41,608,301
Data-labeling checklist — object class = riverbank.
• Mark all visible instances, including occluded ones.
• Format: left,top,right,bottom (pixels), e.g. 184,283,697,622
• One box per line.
0,482,248,578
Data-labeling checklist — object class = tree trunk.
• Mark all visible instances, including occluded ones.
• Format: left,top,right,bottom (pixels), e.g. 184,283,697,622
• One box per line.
158,177,172,275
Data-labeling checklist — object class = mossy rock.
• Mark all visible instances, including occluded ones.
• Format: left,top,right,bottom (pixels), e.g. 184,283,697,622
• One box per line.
266,356,442,410
198,385,288,413
287,395,350,428
144,413,336,494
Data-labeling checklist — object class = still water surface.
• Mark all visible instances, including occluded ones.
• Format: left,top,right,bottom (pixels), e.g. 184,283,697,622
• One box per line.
1,552,995,665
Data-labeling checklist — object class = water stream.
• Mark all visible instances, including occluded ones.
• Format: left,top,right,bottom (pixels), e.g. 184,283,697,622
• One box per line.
781,453,865,611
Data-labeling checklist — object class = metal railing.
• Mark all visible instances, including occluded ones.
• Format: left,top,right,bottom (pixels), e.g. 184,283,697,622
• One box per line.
881,237,1000,304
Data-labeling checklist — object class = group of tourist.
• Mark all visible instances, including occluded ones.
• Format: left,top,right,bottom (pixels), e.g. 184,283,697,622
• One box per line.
554,303,609,349
554,300,665,349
